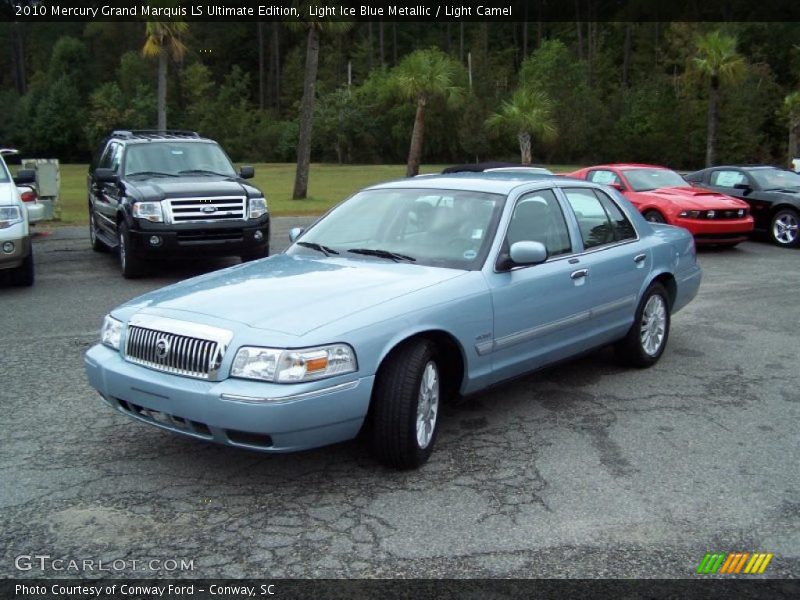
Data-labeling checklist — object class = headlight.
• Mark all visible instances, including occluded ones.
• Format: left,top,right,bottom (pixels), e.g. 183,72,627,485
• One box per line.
100,315,124,350
249,197,267,219
678,210,702,219
231,343,357,383
0,205,23,229
132,202,164,222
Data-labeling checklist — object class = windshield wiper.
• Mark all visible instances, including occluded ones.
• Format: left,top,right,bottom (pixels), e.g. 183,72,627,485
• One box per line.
347,248,416,262
178,169,230,177
297,241,339,256
126,171,177,178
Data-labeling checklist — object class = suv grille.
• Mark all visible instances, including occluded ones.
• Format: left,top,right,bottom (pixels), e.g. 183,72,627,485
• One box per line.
126,326,221,379
168,197,246,222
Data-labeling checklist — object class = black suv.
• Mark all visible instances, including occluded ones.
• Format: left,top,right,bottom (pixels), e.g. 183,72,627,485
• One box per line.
88,130,270,278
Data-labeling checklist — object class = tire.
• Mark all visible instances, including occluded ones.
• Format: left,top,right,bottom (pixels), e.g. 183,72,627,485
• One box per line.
89,211,107,252
769,208,800,248
371,339,442,469
118,221,144,279
643,210,666,224
241,245,270,262
615,282,670,368
11,251,34,287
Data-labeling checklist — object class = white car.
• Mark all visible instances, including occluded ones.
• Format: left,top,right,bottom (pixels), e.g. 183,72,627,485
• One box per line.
0,152,35,286
1,148,45,224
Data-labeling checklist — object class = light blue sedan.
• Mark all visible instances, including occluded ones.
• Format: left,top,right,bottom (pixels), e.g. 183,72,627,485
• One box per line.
85,173,701,469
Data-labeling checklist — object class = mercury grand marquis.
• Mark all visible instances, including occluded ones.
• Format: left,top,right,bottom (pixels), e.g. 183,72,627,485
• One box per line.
84,173,701,469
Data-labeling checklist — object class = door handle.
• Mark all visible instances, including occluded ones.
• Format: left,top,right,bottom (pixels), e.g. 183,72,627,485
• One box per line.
634,253,646,264
571,268,588,280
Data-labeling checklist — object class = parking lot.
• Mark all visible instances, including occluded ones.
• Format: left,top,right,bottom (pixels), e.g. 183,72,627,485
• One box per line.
1,220,798,579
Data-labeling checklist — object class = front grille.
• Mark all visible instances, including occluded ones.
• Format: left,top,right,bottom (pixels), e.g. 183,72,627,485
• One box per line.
126,325,220,379
168,196,246,222
703,209,746,220
114,398,213,439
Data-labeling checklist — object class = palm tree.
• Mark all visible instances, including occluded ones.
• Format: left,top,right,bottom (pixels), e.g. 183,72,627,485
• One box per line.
291,8,350,200
693,31,746,167
486,88,557,165
142,20,188,131
392,49,464,177
783,91,800,166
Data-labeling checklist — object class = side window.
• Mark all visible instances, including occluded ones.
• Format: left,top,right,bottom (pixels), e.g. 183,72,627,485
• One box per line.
710,170,746,187
506,189,571,257
109,144,124,172
594,190,636,241
587,169,621,186
97,143,115,169
563,188,615,249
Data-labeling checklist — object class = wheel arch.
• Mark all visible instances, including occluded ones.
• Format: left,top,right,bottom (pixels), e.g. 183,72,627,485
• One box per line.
769,202,800,218
645,270,677,309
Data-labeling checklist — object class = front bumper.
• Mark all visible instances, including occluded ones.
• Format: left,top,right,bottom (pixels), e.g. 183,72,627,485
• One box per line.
128,216,270,258
84,344,373,452
0,230,31,270
673,216,754,245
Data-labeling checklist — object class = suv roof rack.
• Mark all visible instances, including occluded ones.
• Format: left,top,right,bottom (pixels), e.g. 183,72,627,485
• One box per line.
111,129,201,140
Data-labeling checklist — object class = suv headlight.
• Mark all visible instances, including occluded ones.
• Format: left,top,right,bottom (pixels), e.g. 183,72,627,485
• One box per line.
249,197,267,219
100,315,124,350
132,202,164,222
231,344,357,383
0,205,23,229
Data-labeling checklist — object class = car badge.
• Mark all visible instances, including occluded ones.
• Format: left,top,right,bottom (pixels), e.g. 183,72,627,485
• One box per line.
155,338,171,360
201,206,217,214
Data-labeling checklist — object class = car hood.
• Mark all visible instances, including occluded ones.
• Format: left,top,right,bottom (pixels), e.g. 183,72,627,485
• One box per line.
116,254,467,336
123,176,258,201
630,186,748,209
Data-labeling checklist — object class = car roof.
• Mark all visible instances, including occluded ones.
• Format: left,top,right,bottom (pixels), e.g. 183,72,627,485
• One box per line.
368,173,593,195
590,163,669,170
109,130,215,144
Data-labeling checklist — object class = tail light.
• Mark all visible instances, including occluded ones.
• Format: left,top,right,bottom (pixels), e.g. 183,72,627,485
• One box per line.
20,190,37,203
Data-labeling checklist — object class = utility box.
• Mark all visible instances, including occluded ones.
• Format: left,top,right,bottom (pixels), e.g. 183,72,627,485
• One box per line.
21,158,60,220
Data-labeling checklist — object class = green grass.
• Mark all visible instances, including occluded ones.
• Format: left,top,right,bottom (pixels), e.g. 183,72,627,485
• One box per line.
53,163,581,225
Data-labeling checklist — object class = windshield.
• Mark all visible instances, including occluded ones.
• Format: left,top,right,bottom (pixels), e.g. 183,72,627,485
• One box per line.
0,157,10,183
748,168,800,190
123,142,237,177
287,188,506,269
623,168,687,192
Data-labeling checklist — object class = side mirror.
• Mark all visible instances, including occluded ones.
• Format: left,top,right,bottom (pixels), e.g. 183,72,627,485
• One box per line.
733,183,751,192
608,182,625,192
13,169,35,185
94,168,118,184
239,165,254,179
510,241,548,266
289,227,304,243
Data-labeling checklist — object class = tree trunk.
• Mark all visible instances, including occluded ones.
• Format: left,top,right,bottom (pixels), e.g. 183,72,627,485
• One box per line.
518,131,532,165
379,21,385,67
705,76,719,167
257,22,265,110
271,22,281,110
157,50,167,130
293,27,320,200
11,22,27,95
393,22,398,64
575,0,583,61
622,23,631,88
459,22,464,63
367,22,374,71
789,127,797,167
406,95,427,177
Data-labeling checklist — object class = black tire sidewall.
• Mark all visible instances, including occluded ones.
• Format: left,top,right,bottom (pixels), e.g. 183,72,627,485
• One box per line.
644,210,666,224
771,209,800,248
618,283,671,368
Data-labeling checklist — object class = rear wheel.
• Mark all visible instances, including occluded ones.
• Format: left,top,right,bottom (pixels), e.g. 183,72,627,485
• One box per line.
371,339,441,469
643,210,666,224
11,251,34,287
770,208,800,248
119,221,144,279
615,283,670,368
89,211,107,252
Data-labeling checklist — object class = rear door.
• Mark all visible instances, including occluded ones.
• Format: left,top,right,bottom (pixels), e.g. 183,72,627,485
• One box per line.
91,142,123,238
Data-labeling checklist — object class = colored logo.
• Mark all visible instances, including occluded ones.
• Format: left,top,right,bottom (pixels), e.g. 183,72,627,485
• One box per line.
696,552,773,575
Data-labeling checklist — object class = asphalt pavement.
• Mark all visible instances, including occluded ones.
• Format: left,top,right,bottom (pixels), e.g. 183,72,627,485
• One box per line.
0,221,798,579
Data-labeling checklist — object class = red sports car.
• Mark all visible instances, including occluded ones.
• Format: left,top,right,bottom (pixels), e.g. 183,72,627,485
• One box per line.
567,164,754,246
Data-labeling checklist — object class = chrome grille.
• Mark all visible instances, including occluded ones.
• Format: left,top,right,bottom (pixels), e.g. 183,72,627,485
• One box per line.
123,315,233,380
167,196,246,222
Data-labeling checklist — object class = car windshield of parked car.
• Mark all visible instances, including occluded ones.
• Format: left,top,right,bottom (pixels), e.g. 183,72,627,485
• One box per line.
123,142,237,177
288,187,506,269
622,168,687,191
748,168,800,190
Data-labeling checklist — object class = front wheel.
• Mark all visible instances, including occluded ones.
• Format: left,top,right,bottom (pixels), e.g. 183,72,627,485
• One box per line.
643,210,666,224
615,283,670,368
119,221,145,279
11,251,34,287
770,208,800,247
371,339,442,469
89,211,107,252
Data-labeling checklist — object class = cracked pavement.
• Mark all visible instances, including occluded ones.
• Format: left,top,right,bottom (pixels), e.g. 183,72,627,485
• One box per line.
1,220,798,579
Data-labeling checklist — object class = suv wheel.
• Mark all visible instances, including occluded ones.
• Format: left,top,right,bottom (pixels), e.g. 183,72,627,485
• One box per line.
119,222,144,279
89,211,107,252
11,251,34,287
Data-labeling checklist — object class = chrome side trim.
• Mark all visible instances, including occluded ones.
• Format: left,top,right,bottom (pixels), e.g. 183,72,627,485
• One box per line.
590,294,637,318
220,380,359,405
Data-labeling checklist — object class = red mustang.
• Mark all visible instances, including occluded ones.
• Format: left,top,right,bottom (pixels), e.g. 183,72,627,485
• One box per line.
567,164,754,246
